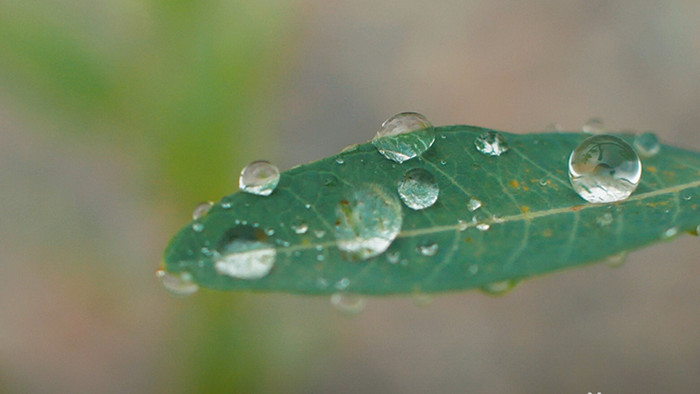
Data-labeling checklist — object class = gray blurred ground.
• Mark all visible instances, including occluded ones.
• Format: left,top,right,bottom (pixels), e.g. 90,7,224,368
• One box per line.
2,0,699,393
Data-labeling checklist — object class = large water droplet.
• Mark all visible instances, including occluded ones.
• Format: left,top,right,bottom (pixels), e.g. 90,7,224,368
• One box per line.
214,229,276,279
335,185,403,261
568,135,642,203
467,197,482,212
372,112,435,163
480,279,519,296
633,132,660,158
397,168,439,210
417,242,439,256
239,160,280,196
330,293,366,315
156,270,199,297
582,117,604,134
474,132,509,156
192,201,213,220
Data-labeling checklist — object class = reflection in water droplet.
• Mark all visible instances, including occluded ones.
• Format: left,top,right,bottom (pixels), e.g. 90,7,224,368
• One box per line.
582,117,604,134
412,293,434,306
239,160,280,196
605,251,628,268
372,112,436,163
398,168,439,210
291,220,308,234
662,227,678,239
192,201,213,220
156,270,199,297
330,293,366,315
467,198,482,212
417,243,439,256
474,132,509,156
568,135,642,203
214,238,276,280
596,213,614,227
481,279,519,296
633,132,660,158
335,185,403,261
192,223,204,232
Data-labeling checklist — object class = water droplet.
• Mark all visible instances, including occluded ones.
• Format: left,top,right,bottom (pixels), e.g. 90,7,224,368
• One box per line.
239,160,280,196
386,251,400,264
316,278,329,288
596,212,614,227
214,229,276,279
397,168,439,210
315,245,324,252
474,132,509,156
476,223,490,231
314,229,326,238
539,179,548,186
417,243,439,256
221,201,232,209
335,156,345,165
316,254,325,262
304,203,311,209
582,117,604,134
662,227,678,239
681,191,692,201
192,223,204,232
467,264,479,276
264,228,275,236
330,293,366,315
605,251,628,268
372,112,436,163
467,198,482,212
335,277,350,290
291,220,308,234
568,135,642,203
156,270,199,297
412,293,434,306
457,219,469,231
440,159,447,166
633,132,660,158
192,201,213,220
335,185,403,261
480,279,519,296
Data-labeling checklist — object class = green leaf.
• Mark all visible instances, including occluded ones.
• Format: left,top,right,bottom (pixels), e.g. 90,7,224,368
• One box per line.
163,126,700,295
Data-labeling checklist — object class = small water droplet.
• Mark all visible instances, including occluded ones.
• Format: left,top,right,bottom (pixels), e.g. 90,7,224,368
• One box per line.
214,229,276,279
305,203,311,209
596,213,614,227
417,242,439,256
336,156,345,165
681,191,692,201
662,227,679,239
200,247,213,256
239,160,280,196
412,293,434,306
221,201,232,209
633,132,660,158
192,201,213,220
440,159,447,166
316,278,329,288
476,223,490,231
386,251,401,264
335,277,350,290
314,229,326,238
291,220,308,234
316,254,325,262
264,228,275,236
330,293,366,315
480,279,519,296
539,179,548,186
192,223,204,232
335,185,403,261
156,270,199,297
605,251,628,268
315,245,324,252
474,132,509,156
372,112,436,163
398,168,439,210
467,198,482,212
582,117,604,134
568,135,642,203
457,219,469,231
467,264,479,276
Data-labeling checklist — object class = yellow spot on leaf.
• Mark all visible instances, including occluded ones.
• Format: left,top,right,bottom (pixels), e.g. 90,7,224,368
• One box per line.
520,205,531,213
647,166,657,173
509,180,520,189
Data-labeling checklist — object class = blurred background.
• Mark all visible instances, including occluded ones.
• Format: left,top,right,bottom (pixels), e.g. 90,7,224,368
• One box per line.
1,0,699,393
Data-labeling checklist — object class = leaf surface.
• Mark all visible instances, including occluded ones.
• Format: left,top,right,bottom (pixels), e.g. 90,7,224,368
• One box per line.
163,126,700,295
